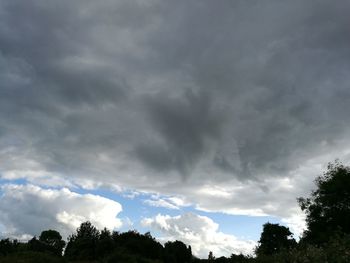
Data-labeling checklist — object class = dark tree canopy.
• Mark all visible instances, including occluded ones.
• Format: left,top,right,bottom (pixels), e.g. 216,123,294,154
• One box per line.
113,230,164,260
0,238,18,256
96,227,113,257
164,240,192,263
65,221,100,260
208,251,215,262
28,231,65,257
39,230,65,256
298,161,350,245
255,223,296,256
75,221,100,240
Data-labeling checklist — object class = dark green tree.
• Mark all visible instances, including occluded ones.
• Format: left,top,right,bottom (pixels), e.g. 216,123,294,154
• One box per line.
39,230,65,256
164,240,192,263
113,230,163,261
0,238,18,256
255,223,296,256
230,253,251,262
298,161,350,245
208,251,215,262
64,221,100,260
96,227,114,257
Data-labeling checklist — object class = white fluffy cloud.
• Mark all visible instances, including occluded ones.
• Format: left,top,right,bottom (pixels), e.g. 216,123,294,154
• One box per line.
0,184,122,240
142,212,256,258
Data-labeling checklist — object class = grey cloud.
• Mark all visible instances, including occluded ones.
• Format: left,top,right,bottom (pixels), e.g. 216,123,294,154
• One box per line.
1,0,350,220
135,90,224,174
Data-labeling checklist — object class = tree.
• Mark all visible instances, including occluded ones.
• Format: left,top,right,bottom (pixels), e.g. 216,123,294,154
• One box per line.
164,240,192,263
208,251,215,262
112,230,163,261
39,230,65,256
64,221,100,260
230,253,250,262
298,161,350,245
96,227,114,257
0,238,18,256
255,223,296,256
75,221,100,240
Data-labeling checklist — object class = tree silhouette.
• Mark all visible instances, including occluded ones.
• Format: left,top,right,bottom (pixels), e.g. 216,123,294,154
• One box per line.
39,230,65,256
164,240,192,263
114,230,163,261
96,227,113,257
255,223,296,256
0,238,18,256
64,221,100,260
207,251,215,262
298,161,350,245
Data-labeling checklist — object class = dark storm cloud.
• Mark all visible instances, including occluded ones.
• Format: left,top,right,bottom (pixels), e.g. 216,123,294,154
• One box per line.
135,90,224,174
1,0,350,195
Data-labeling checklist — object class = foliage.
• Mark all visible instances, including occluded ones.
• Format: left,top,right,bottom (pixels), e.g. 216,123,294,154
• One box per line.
0,251,65,263
39,229,66,256
207,251,215,262
104,247,163,263
255,223,296,256
0,238,19,256
65,221,100,260
230,253,252,262
113,230,164,261
253,234,350,263
164,240,192,263
298,161,350,244
96,227,113,258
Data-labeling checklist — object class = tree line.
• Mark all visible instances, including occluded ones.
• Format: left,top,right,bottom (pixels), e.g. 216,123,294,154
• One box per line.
0,161,350,262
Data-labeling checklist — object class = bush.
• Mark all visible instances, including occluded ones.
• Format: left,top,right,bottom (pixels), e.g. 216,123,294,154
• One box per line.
0,251,66,263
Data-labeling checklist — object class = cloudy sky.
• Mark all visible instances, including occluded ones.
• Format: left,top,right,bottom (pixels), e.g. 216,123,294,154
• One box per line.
1,0,350,258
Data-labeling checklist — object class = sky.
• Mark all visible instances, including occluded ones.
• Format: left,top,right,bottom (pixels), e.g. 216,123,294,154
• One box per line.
1,0,350,258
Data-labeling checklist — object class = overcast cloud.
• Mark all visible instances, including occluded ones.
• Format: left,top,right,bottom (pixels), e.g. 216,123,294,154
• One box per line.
1,0,350,251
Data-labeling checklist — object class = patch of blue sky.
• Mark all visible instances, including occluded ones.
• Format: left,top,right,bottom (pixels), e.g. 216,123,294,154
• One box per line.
194,210,281,240
0,177,28,186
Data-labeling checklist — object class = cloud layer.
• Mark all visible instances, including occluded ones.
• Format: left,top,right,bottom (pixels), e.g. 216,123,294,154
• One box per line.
1,0,350,238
